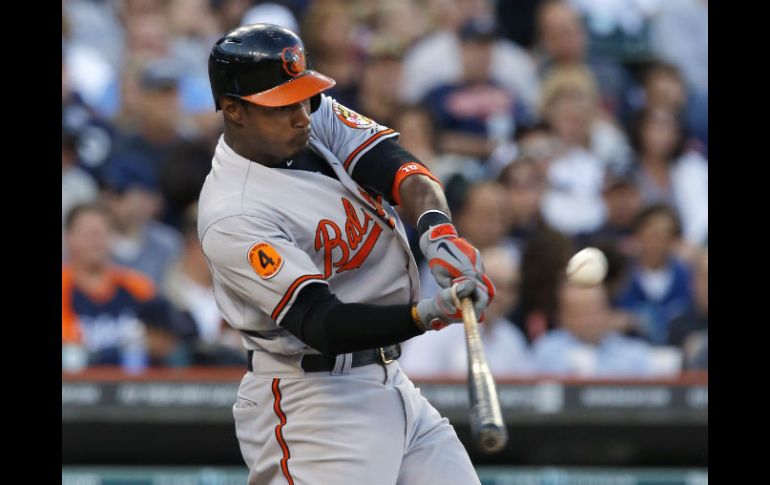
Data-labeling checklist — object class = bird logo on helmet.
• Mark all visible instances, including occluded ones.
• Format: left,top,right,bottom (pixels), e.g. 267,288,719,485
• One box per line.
281,46,306,77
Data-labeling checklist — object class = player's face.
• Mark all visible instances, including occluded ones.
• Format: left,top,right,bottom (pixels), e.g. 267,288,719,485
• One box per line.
242,98,313,163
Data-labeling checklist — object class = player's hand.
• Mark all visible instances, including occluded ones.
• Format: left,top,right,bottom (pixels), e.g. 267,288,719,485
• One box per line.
419,224,495,302
414,276,490,331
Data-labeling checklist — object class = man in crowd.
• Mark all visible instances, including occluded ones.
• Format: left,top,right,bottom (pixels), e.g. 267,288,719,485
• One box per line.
533,282,674,377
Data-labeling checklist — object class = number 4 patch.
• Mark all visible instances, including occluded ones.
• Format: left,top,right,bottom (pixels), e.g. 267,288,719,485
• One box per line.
248,242,284,279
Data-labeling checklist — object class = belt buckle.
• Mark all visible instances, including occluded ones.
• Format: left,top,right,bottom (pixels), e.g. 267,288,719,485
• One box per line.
378,347,395,365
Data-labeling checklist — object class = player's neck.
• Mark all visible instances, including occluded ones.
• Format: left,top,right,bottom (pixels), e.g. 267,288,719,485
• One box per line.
223,131,280,166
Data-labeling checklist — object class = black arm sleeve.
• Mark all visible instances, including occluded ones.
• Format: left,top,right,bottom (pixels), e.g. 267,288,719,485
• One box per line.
280,283,424,357
350,138,425,204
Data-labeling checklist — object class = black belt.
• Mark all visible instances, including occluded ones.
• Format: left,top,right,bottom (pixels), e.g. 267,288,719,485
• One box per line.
247,344,401,373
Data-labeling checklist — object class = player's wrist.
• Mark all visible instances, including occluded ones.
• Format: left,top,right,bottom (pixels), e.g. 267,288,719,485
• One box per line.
417,210,453,235
410,303,427,333
417,210,457,256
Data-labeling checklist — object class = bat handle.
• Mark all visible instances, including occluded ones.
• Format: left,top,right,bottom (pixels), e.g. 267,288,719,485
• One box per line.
460,297,476,324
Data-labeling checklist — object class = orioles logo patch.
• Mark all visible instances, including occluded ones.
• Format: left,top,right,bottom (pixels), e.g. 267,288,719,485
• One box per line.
248,242,284,279
281,46,306,77
333,102,374,129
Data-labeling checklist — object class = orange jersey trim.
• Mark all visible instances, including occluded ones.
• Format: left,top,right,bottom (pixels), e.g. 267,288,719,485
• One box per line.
391,162,442,205
342,129,397,171
271,274,325,321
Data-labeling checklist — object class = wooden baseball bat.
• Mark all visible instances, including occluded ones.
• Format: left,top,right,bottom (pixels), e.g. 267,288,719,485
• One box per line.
461,297,508,453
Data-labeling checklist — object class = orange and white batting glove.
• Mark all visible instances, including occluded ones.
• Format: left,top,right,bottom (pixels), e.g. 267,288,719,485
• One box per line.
417,211,496,315
414,277,489,331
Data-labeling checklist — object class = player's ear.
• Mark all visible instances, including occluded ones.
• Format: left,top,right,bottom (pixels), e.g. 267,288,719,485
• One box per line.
220,96,246,125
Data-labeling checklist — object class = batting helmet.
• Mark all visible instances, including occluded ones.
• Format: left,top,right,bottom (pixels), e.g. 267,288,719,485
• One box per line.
208,23,336,112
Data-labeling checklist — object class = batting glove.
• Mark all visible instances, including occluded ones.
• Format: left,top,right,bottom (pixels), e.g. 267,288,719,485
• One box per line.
414,276,490,331
418,218,496,303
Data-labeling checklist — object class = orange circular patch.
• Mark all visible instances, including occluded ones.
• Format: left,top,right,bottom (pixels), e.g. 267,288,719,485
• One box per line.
248,242,284,279
332,102,374,129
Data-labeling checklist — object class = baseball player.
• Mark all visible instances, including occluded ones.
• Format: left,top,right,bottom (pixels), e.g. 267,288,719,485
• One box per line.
198,24,496,485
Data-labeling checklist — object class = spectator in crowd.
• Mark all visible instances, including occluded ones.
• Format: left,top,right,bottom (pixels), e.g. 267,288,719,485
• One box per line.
537,65,640,237
540,65,631,170
62,56,115,180
595,242,633,305
136,297,203,368
102,159,182,285
537,67,612,236
63,1,122,110
450,180,512,253
422,18,535,162
623,62,708,154
534,0,633,119
301,0,361,109
565,0,661,63
495,0,541,49
629,106,708,248
533,282,675,377
104,59,195,189
400,0,540,112
168,0,223,138
158,140,215,230
241,2,300,33
92,5,214,130
400,245,534,377
369,0,430,47
213,0,253,34
615,204,693,345
650,0,707,95
580,169,643,256
497,157,549,256
667,248,707,357
393,105,439,172
356,38,409,129
512,227,573,344
62,130,98,232
62,203,195,372
487,120,561,180
392,106,482,184
93,9,173,121
163,204,243,352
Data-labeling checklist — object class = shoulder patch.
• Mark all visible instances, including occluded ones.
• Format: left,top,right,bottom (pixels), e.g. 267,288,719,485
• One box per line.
332,102,375,129
248,242,284,279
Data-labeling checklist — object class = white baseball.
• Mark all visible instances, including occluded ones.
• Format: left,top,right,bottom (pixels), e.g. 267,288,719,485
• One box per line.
566,247,608,287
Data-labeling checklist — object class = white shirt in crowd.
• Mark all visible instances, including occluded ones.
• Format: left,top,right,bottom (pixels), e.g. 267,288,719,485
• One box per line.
541,146,607,235
532,329,680,377
399,317,535,378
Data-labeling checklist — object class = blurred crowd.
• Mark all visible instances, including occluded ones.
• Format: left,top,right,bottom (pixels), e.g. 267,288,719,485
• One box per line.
62,0,708,378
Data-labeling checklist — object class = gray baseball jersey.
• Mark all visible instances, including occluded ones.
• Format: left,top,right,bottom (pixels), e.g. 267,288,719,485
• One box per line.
198,94,420,370
198,94,480,485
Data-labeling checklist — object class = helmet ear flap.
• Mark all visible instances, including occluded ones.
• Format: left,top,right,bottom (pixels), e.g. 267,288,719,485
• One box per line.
310,94,321,113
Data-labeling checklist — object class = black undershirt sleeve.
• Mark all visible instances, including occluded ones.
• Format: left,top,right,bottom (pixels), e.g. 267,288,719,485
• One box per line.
280,283,424,357
350,138,424,204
